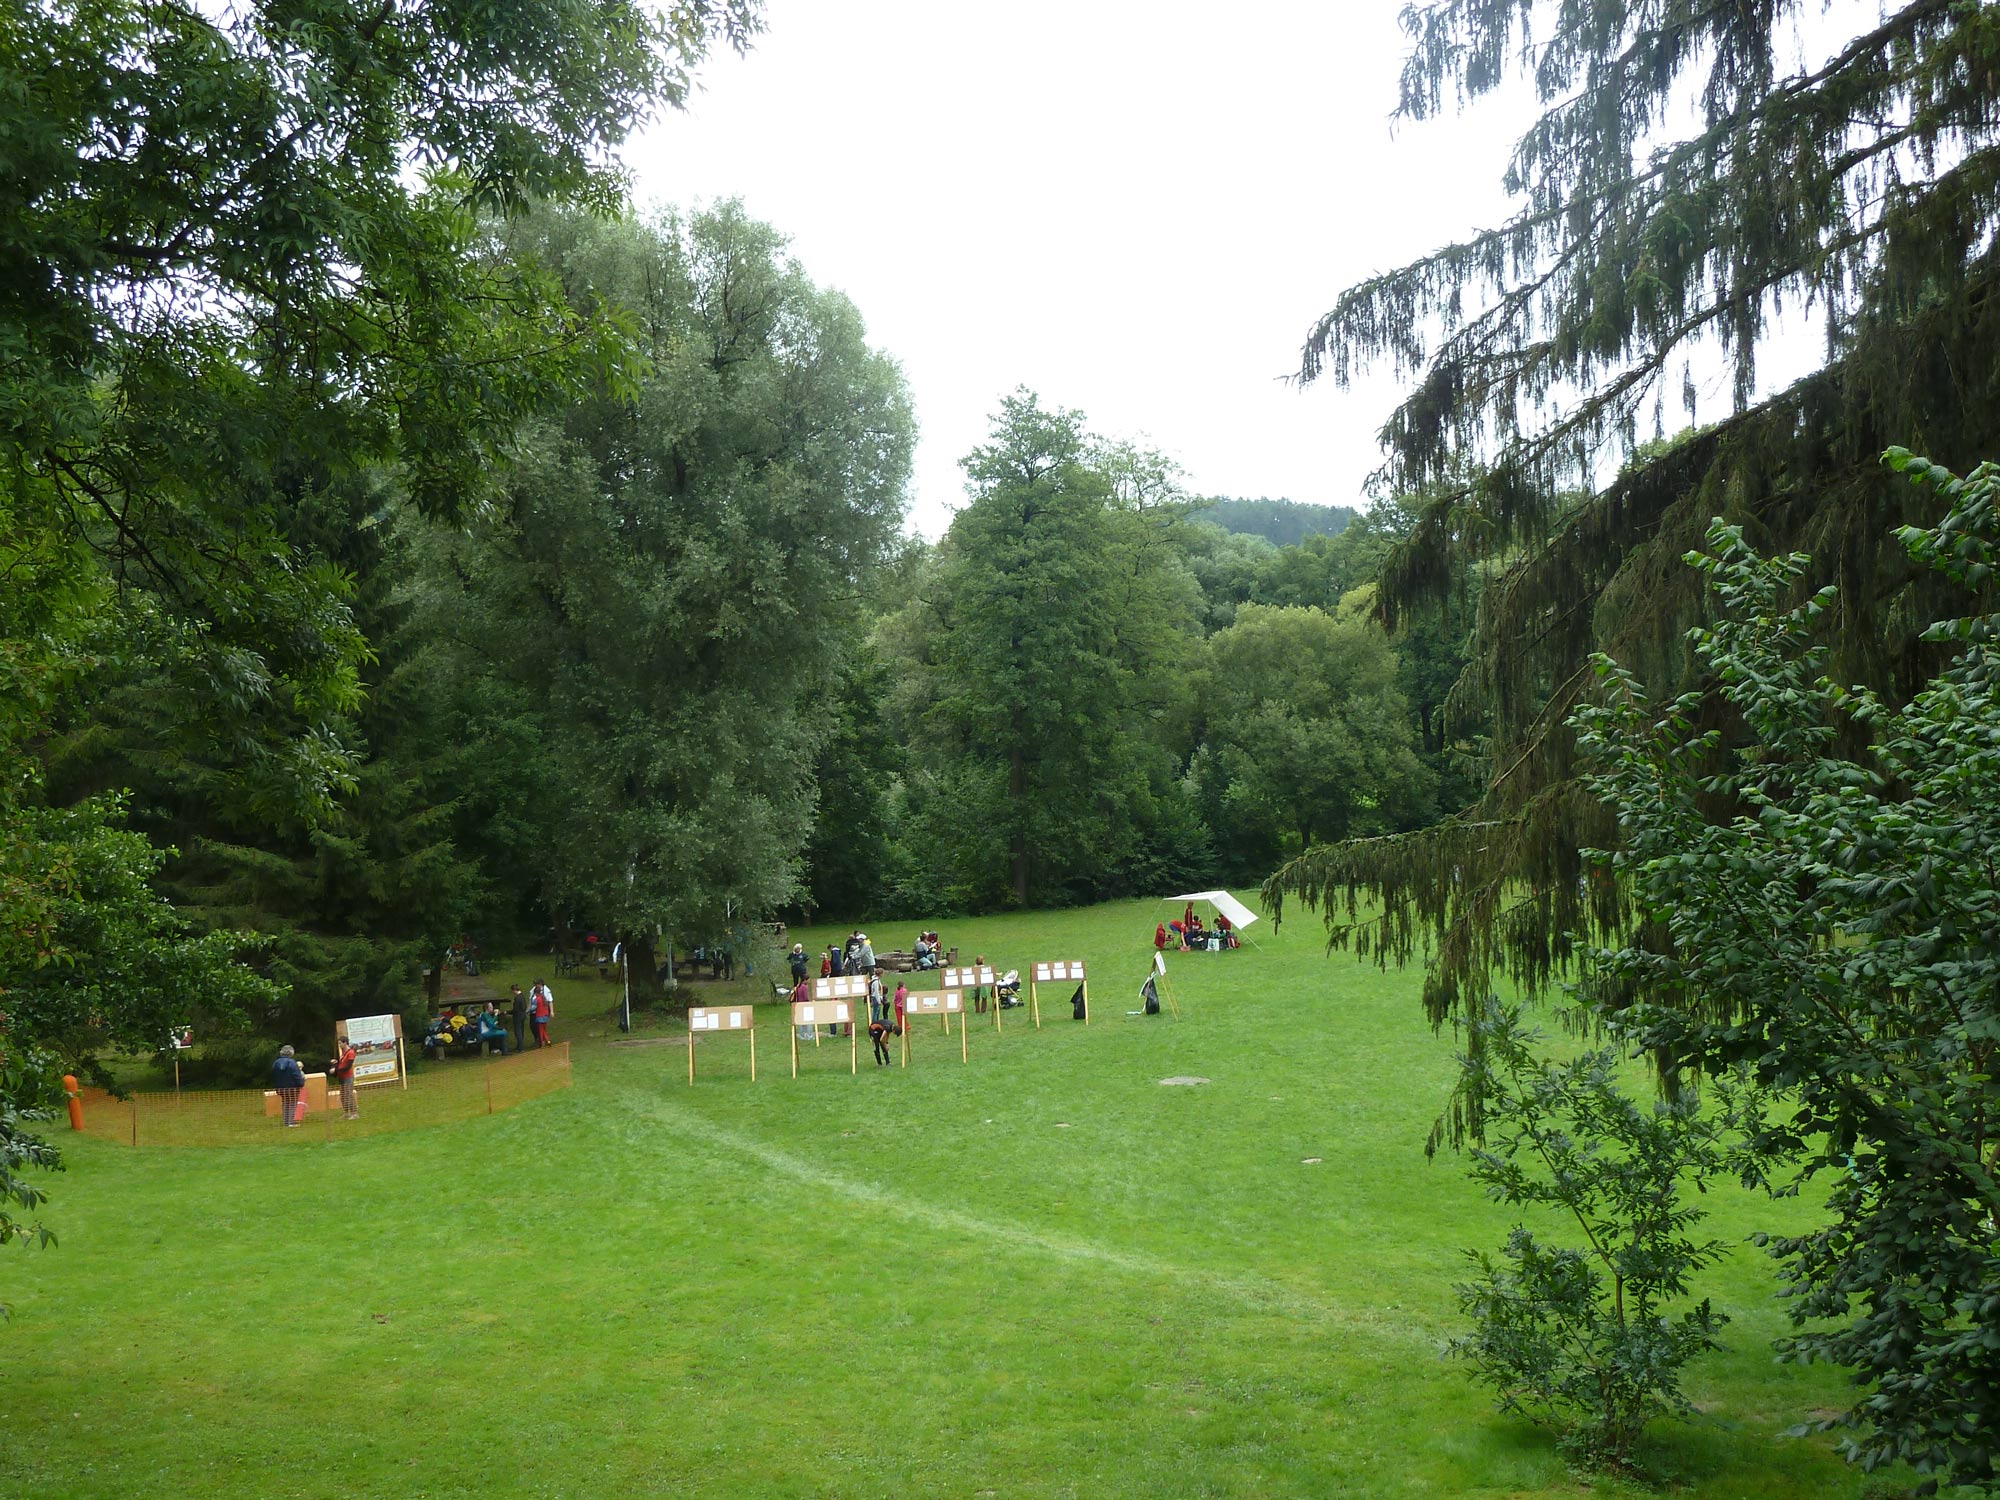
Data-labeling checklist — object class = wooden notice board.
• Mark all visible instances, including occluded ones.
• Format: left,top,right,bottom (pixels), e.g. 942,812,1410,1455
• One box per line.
687,1005,756,1083
942,964,1004,1033
900,988,968,1066
1029,960,1089,1026
792,997,858,1077
336,1013,407,1088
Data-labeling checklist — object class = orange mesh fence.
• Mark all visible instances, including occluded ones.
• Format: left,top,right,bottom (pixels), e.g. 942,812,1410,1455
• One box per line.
73,1044,571,1147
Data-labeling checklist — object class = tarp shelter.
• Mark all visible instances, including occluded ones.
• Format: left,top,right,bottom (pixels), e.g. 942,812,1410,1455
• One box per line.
1166,891,1260,947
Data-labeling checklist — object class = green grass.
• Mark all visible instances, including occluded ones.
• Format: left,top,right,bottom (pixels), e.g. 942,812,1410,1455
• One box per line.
2,896,1899,1498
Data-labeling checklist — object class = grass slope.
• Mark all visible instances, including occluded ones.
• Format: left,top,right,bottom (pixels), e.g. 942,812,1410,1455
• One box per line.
3,897,1890,1498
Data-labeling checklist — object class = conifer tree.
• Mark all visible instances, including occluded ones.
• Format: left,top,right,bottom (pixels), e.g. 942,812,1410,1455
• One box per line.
1267,1,2000,1027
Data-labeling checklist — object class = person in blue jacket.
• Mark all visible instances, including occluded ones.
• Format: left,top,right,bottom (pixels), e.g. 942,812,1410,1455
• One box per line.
271,1044,306,1128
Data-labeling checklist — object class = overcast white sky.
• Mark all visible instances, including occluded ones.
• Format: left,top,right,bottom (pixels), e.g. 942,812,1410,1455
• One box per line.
627,1,1844,537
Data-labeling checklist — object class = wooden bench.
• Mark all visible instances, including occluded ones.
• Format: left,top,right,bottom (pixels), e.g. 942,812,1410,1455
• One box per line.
875,946,957,975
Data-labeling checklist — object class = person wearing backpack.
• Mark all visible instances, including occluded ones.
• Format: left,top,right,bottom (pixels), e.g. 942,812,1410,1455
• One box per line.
271,1045,306,1128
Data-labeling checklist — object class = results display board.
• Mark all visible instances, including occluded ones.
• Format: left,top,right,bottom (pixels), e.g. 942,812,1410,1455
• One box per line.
687,1005,757,1083
1028,961,1090,1026
791,997,858,1077
338,1013,405,1086
901,987,968,1065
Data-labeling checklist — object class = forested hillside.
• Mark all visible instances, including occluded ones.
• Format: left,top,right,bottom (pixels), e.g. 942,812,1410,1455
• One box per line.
1192,496,1357,547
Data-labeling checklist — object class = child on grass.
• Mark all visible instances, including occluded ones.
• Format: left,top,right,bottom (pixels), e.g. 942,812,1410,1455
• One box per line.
868,1015,893,1066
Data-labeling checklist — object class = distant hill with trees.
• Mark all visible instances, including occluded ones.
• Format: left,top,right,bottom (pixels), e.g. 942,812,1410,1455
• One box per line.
1193,496,1356,547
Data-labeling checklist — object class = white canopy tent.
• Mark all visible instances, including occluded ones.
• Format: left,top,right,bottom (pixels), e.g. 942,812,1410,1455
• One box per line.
1165,891,1261,948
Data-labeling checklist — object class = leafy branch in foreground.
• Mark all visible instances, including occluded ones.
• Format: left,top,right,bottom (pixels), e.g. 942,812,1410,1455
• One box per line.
1571,450,2000,1489
1449,1002,1731,1472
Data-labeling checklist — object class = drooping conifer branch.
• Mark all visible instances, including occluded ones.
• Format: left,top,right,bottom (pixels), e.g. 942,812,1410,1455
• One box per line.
1279,0,2000,1023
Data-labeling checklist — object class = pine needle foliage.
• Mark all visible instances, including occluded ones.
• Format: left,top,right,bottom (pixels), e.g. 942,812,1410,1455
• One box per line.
1268,1,2000,1041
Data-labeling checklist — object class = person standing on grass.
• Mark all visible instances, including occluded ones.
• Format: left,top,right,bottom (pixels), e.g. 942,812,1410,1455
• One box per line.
791,974,813,1042
529,979,554,1047
789,943,808,986
329,1037,359,1119
868,1013,892,1066
272,1044,306,1128
510,983,529,1052
892,977,908,1034
868,970,886,1024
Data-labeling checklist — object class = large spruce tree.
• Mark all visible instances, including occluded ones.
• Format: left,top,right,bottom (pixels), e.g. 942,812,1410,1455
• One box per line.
1268,1,2000,1024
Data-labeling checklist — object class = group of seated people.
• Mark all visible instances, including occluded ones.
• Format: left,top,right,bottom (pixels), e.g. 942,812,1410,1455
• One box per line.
912,929,945,969
1158,908,1240,952
422,1002,510,1058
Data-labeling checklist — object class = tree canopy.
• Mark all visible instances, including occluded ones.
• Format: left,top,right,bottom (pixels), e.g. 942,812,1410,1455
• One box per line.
1268,0,2000,1024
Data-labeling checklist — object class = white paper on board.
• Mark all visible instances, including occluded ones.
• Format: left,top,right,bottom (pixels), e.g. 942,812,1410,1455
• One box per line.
729,1012,744,1029
799,1006,815,1024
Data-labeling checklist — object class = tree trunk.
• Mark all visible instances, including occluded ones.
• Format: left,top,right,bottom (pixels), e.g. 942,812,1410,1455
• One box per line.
626,931,663,1004
1009,744,1029,905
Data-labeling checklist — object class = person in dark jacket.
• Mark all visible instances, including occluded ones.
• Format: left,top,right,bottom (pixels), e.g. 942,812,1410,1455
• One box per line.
868,1015,893,1066
510,984,529,1052
789,943,809,984
272,1044,306,1127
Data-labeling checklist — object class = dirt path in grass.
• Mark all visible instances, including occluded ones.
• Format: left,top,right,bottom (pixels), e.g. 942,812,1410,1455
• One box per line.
621,1088,1443,1350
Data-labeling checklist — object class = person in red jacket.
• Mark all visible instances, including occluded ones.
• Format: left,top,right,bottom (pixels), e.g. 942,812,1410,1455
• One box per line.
329,1039,359,1119
1154,922,1168,952
529,979,555,1047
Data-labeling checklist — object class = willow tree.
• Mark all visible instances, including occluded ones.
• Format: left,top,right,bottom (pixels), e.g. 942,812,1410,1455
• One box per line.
1267,1,2000,1026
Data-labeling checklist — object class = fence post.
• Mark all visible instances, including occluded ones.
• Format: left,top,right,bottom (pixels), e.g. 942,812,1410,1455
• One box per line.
486,1065,494,1115
131,1093,138,1147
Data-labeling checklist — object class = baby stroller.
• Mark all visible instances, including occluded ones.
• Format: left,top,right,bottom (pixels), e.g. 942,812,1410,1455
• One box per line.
995,969,1024,1009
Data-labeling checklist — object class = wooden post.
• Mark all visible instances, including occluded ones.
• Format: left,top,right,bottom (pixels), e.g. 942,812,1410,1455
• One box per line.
791,1022,798,1079
751,1029,757,1082
1030,977,1041,1029
901,1020,909,1069
397,1033,409,1090
689,1022,696,1084
849,1022,856,1075
486,1065,494,1114
960,1013,968,1064
1082,980,1091,1025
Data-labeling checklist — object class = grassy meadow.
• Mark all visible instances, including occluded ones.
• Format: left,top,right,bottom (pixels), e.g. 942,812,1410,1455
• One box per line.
2,897,1901,1498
